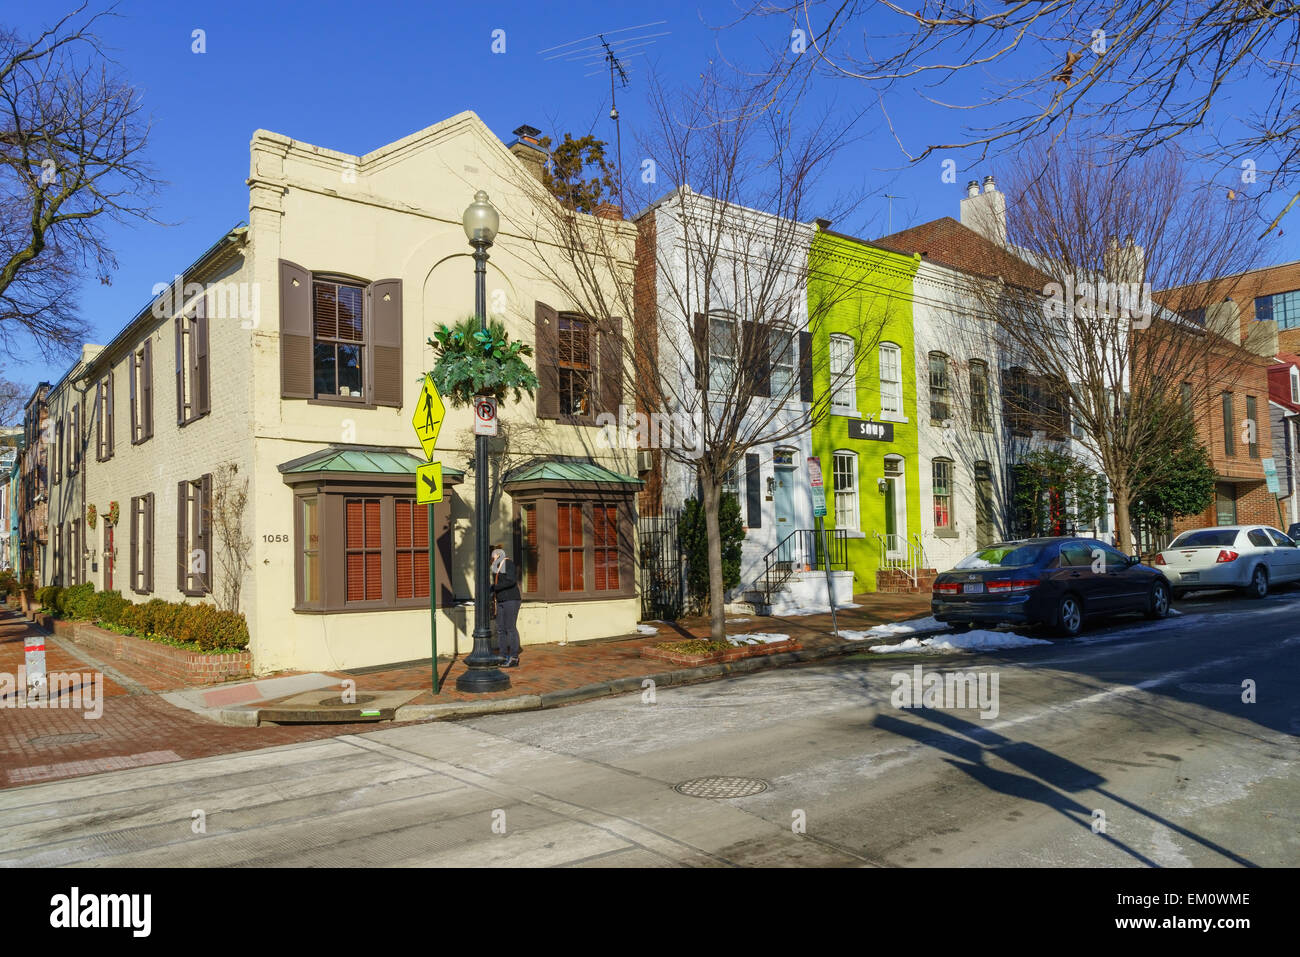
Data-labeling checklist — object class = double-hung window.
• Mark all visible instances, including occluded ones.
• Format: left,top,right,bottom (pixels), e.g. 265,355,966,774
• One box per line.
708,314,738,393
1222,392,1235,457
175,296,211,425
833,451,859,531
313,280,366,400
928,352,951,422
1246,395,1259,459
130,340,154,444
769,330,795,399
557,315,593,416
96,375,115,461
829,334,855,412
880,343,902,416
933,459,953,530
969,360,991,431
130,493,155,594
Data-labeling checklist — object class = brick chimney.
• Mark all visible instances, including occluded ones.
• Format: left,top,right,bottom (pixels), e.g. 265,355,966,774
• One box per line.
961,174,1007,246
593,202,624,220
508,124,546,184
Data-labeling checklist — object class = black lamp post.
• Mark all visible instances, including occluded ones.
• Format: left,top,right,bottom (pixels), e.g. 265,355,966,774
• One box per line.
456,190,511,693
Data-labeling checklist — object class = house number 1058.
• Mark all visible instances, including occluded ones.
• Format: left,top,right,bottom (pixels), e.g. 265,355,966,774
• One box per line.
263,534,288,543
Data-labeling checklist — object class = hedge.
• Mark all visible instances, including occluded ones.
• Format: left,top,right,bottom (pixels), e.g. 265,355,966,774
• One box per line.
31,586,249,652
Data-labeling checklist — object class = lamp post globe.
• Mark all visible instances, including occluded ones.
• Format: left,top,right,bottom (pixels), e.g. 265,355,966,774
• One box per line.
456,190,510,693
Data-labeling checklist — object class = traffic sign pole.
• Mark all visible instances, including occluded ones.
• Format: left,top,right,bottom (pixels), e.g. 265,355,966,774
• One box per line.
429,502,438,694
411,375,448,694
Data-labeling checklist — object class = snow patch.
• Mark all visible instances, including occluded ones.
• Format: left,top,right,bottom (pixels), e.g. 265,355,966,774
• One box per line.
867,630,1051,653
635,624,659,636
727,632,791,646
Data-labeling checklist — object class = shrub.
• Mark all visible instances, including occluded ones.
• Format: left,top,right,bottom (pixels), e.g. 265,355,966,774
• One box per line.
679,494,745,614
0,570,17,598
62,583,96,620
93,590,131,626
111,597,248,651
200,607,250,651
35,585,62,611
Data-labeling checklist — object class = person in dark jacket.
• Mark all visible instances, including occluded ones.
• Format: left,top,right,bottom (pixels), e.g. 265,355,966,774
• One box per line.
490,545,522,667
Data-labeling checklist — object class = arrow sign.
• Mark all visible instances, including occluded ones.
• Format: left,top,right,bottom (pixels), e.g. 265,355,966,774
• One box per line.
411,375,446,459
416,462,444,504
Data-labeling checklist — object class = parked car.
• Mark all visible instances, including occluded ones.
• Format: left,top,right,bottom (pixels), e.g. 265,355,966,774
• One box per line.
931,537,1170,638
1288,522,1300,542
1152,525,1300,599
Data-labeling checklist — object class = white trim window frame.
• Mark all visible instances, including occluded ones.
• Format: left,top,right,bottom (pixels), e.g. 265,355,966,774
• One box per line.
829,334,856,414
708,312,738,395
879,342,903,419
832,450,860,531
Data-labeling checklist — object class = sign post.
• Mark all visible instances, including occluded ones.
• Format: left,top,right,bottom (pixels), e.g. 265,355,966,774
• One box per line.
1263,457,1285,528
412,375,446,692
807,457,838,638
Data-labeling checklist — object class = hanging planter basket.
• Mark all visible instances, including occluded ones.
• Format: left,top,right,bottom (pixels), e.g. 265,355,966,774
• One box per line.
428,316,539,408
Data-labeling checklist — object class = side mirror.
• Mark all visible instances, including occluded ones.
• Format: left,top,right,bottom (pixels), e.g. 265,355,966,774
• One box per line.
1129,555,1142,566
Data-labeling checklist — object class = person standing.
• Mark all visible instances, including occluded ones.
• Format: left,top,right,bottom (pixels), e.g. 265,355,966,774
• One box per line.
490,545,522,668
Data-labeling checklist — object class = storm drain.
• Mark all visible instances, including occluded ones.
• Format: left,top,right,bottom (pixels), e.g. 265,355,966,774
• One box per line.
317,694,379,707
674,776,769,799
28,732,102,748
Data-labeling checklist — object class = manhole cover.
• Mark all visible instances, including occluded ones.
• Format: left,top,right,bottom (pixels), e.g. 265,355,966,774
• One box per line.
674,776,769,799
28,732,102,747
1178,682,1241,695
317,694,378,707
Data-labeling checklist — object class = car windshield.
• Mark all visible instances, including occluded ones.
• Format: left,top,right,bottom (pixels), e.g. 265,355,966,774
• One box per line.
1169,529,1239,548
954,543,1047,569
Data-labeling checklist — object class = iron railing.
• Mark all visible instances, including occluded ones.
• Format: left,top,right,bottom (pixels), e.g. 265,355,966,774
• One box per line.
874,531,926,587
637,510,685,621
758,527,848,601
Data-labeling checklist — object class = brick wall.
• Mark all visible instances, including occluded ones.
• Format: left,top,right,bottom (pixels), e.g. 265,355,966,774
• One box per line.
62,619,252,685
1166,260,1300,356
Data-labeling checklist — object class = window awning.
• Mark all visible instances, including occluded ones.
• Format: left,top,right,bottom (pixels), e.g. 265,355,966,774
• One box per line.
504,458,644,494
278,446,466,486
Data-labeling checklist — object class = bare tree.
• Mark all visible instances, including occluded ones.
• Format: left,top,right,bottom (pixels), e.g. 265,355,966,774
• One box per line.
514,69,890,640
957,143,1263,552
0,374,25,426
0,2,160,357
739,1,1300,234
210,461,251,613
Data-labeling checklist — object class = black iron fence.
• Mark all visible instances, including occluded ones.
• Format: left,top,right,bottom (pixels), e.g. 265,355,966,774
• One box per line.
637,509,685,622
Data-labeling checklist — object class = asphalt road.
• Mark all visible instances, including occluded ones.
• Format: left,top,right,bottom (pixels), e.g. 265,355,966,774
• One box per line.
2,587,1297,867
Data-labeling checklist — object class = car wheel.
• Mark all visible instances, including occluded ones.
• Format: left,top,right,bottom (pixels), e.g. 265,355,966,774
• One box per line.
948,621,973,633
1054,593,1084,637
1146,579,1170,619
1244,564,1269,599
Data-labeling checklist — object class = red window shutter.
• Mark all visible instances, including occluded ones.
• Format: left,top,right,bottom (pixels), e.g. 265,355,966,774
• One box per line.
396,500,412,549
364,500,380,549
346,554,363,601
559,552,571,592
280,261,315,398
370,278,403,407
346,500,363,547
535,301,560,419
414,550,430,599
413,503,429,548
524,505,538,592
397,552,413,599
365,552,382,600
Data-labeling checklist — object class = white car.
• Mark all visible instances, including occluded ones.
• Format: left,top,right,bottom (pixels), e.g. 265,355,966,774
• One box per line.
1153,525,1300,599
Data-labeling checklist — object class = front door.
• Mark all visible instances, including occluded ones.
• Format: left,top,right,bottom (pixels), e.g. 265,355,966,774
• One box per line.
773,466,795,531
884,456,905,558
975,462,995,548
104,525,114,591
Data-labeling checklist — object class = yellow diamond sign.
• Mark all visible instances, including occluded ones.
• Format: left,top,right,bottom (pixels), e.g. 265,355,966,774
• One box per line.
411,375,445,459
416,462,444,505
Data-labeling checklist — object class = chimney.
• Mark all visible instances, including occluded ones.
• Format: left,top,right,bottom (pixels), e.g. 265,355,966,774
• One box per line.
508,124,546,184
960,174,1007,245
593,202,624,220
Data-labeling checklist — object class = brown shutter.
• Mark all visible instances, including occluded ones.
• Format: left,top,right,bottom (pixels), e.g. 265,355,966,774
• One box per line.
799,330,813,401
107,371,115,457
280,260,314,398
199,473,212,593
175,316,186,424
129,352,139,442
177,480,188,592
599,316,624,415
130,496,139,590
535,301,560,419
74,404,81,472
745,453,762,528
369,278,403,407
195,293,210,416
144,492,155,591
742,320,770,398
142,338,153,438
694,313,708,391
95,384,104,460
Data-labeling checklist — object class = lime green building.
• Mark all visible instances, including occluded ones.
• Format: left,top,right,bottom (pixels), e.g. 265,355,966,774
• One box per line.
808,228,925,593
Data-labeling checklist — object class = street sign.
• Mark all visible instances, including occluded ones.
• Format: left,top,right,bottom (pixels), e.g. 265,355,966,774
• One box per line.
416,462,444,504
411,375,445,459
474,396,498,436
1263,457,1280,495
848,419,894,442
808,457,827,518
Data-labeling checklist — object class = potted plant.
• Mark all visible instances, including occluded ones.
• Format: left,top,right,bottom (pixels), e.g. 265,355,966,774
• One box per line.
428,316,539,408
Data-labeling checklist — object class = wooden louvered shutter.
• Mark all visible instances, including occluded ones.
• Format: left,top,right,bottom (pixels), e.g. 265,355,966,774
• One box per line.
694,313,708,391
175,316,186,424
142,338,153,439
369,278,402,407
95,384,104,460
129,352,138,441
742,320,770,398
106,371,115,457
130,496,138,590
599,316,623,415
799,331,813,402
145,492,155,592
535,301,560,419
280,260,314,398
177,480,188,592
746,453,762,528
195,293,210,416
199,473,212,592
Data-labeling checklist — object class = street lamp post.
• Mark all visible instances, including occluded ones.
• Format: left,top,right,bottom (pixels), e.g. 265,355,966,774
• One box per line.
456,190,511,693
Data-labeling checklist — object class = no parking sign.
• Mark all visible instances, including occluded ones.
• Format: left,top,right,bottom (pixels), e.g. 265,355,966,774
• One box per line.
474,396,498,436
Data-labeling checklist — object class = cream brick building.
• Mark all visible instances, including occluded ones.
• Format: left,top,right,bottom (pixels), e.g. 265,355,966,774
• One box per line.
40,111,642,674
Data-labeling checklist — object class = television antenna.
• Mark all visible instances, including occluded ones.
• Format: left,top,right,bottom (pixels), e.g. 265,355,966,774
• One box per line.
539,20,669,209
883,194,906,234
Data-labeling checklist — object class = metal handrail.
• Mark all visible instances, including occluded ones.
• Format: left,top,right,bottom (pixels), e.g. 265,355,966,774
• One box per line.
873,530,921,586
758,527,849,601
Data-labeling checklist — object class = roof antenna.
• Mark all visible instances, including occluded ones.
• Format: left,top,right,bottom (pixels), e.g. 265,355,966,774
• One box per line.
539,20,669,211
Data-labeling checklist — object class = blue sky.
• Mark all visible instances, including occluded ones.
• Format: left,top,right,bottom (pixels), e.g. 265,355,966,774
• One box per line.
6,0,1298,387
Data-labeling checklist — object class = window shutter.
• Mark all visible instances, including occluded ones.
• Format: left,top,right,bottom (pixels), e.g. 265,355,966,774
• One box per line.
142,338,153,438
200,473,213,593
177,480,188,592
129,353,139,442
799,331,813,402
535,301,560,419
599,316,624,415
107,371,115,457
175,316,186,425
280,260,314,399
195,293,210,416
369,278,403,407
694,313,708,391
144,492,155,591
742,320,771,398
95,384,104,460
130,496,139,590
73,404,81,472
745,454,762,528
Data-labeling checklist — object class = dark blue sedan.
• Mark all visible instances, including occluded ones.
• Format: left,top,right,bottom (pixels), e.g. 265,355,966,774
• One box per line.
931,537,1171,637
